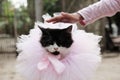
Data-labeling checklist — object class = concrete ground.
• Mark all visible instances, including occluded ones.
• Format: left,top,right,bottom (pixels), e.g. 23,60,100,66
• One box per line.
93,52,120,80
0,52,120,80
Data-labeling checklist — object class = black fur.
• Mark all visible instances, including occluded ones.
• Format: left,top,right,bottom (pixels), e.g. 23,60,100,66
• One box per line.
39,25,73,48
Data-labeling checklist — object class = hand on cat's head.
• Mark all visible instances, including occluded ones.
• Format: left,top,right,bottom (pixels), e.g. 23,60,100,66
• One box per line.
46,12,81,23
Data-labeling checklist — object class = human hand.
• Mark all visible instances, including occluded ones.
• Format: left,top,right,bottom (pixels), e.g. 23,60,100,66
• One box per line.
46,12,84,24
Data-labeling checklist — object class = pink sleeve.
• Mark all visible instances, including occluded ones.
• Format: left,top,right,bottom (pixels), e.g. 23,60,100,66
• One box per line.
78,0,120,25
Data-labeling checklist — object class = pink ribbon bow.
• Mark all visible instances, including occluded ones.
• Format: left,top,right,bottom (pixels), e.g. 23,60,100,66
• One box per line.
37,54,65,74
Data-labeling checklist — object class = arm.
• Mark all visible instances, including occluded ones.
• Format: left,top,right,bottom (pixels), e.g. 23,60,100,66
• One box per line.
78,0,120,25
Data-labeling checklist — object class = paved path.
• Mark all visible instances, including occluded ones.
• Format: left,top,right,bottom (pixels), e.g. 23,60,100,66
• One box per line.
0,52,120,80
0,54,25,80
93,52,120,80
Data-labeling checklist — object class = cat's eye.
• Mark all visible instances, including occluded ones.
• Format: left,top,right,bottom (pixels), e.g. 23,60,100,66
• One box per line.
40,35,54,47
57,34,73,47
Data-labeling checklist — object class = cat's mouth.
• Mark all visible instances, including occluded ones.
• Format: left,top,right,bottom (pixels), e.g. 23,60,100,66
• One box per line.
46,50,65,60
51,51,60,55
46,49,60,56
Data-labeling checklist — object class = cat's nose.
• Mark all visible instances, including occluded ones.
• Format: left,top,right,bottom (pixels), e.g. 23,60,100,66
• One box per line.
54,48,58,50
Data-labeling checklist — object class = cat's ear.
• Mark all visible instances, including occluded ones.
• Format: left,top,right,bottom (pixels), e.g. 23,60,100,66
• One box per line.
38,25,46,33
65,25,72,33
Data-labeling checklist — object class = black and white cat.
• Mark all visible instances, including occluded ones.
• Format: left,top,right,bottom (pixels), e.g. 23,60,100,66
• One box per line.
39,25,73,56
16,21,101,80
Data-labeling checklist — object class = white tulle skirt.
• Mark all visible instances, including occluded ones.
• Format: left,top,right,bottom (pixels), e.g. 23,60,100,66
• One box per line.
16,22,101,80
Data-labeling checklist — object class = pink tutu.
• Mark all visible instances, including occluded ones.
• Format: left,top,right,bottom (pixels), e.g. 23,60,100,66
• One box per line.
16,14,101,80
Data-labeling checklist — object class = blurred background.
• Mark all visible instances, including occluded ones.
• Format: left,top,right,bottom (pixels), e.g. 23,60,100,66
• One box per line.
0,0,120,80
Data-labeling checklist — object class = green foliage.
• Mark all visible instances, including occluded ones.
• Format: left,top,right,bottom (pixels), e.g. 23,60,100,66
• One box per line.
14,6,32,35
0,0,32,35
43,0,61,15
44,0,58,5
0,0,14,35
2,0,14,18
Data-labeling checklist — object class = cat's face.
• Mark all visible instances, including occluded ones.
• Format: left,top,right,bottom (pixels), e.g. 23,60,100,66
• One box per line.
39,25,73,56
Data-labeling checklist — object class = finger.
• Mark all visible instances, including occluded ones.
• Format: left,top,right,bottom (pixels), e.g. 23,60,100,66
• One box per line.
52,19,68,23
46,16,62,22
46,17,57,22
51,18,70,23
52,21,58,24
51,19,63,24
